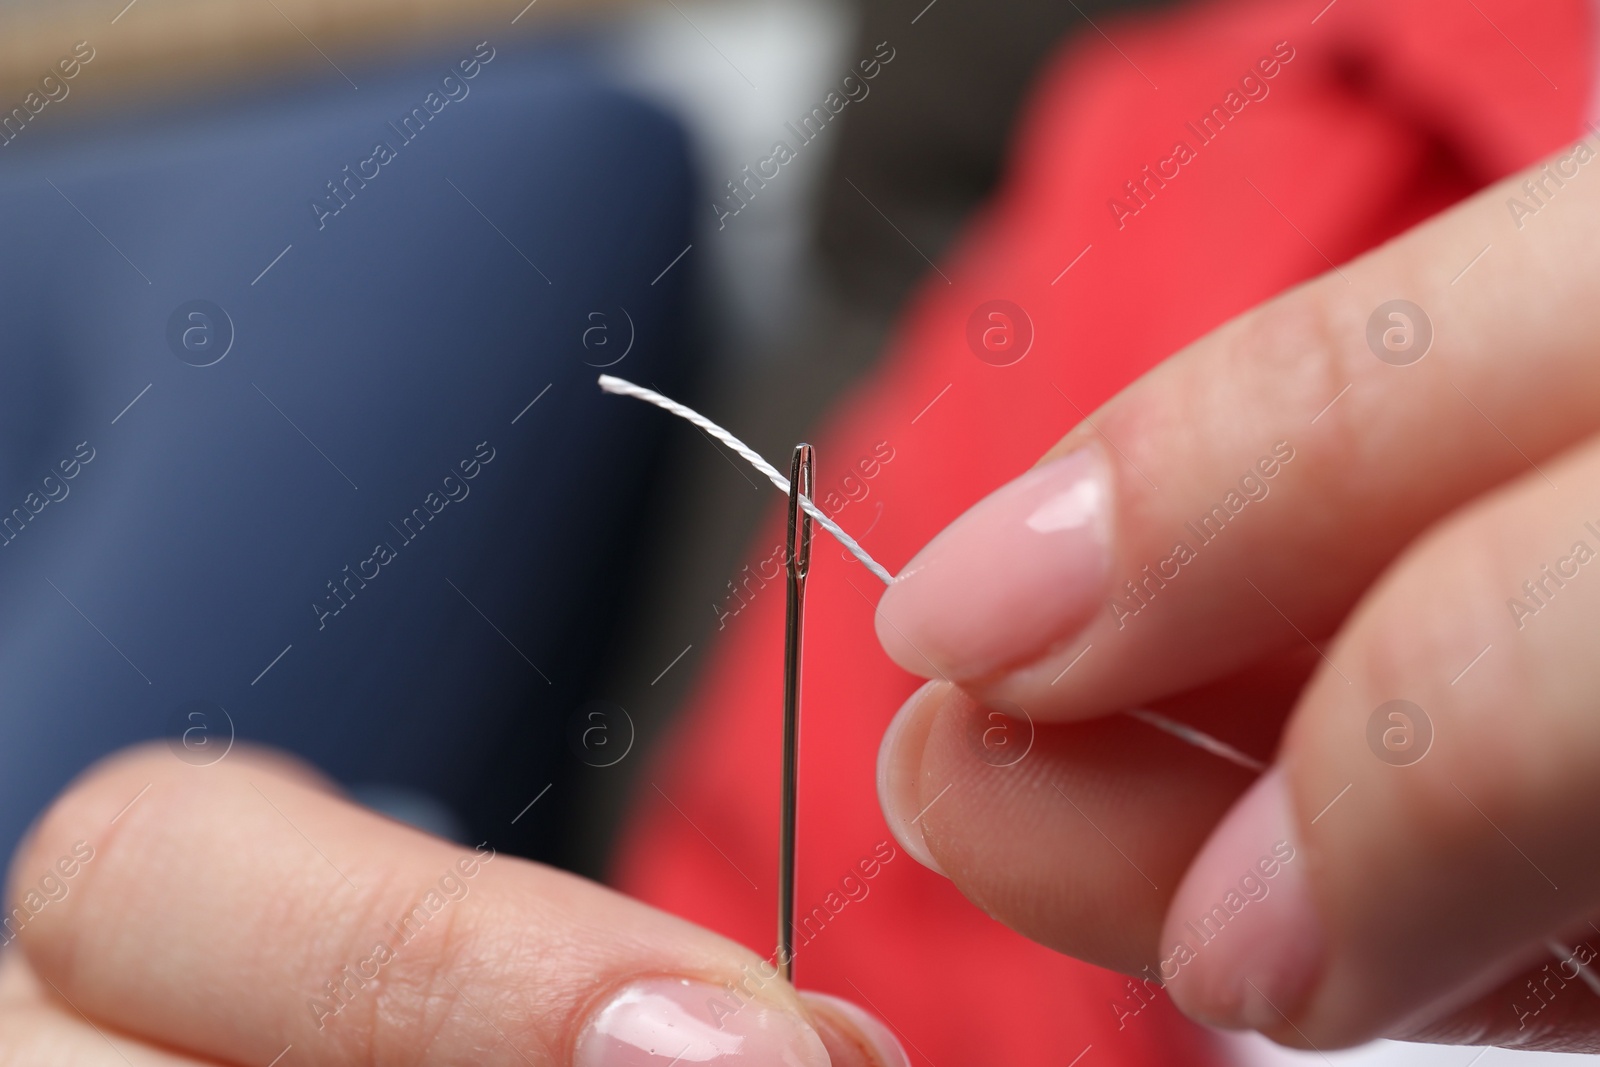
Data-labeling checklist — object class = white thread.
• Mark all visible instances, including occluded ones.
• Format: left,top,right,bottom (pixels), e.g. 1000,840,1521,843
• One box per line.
1548,939,1600,997
600,374,1263,776
598,375,894,584
1126,708,1267,773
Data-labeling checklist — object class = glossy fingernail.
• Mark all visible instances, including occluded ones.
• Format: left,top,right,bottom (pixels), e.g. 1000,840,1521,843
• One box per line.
801,992,911,1067
1159,768,1324,1032
574,976,830,1067
877,682,946,876
875,446,1112,681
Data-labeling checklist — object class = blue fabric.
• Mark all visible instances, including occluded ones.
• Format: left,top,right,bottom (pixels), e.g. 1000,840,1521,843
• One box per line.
0,38,698,860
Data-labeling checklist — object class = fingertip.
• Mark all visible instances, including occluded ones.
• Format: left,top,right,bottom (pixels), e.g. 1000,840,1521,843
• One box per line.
877,681,950,877
873,582,947,680
874,446,1113,682
574,976,832,1067
1160,767,1324,1034
800,992,911,1067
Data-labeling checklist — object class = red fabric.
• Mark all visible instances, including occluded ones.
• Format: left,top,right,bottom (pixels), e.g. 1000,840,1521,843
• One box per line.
615,0,1590,1063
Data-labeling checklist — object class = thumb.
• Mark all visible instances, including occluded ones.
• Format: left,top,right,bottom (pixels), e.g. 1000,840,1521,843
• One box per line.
8,743,908,1067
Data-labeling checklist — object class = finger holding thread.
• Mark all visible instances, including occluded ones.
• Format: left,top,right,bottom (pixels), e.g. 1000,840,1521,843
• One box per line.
870,149,1600,721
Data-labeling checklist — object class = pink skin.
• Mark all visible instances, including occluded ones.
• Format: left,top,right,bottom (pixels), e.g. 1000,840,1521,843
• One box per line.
876,447,1113,682
1158,769,1324,1031
873,444,1328,1029
573,976,831,1067
802,993,912,1067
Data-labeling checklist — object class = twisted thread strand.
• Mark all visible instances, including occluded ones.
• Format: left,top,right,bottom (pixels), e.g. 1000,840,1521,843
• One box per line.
598,374,1260,775
599,375,894,584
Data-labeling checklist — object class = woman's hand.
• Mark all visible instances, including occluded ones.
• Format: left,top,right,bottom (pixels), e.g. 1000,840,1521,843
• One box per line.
0,744,905,1066
874,139,1600,1051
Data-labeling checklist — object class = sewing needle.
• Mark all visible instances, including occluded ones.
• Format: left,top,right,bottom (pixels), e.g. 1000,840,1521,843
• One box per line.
779,443,813,983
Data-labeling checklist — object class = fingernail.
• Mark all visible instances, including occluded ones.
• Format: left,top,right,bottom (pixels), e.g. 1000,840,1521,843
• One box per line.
877,682,946,876
574,976,830,1067
801,992,911,1067
875,446,1111,681
1159,768,1324,1032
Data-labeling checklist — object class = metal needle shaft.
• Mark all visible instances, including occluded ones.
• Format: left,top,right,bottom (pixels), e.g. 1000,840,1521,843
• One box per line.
778,443,813,984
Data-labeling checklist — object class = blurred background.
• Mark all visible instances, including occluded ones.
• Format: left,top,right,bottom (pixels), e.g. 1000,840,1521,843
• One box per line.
0,0,1183,879
0,2,1588,1066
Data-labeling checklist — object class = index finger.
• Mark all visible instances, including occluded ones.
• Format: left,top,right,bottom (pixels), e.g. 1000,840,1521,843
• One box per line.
6,745,901,1067
874,139,1600,720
